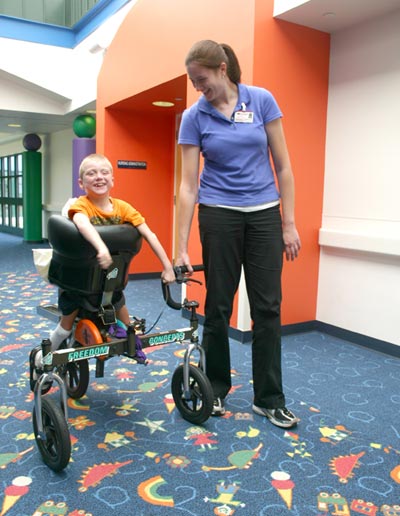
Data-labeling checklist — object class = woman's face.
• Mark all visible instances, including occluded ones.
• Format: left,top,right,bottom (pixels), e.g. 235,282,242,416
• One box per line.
187,62,225,103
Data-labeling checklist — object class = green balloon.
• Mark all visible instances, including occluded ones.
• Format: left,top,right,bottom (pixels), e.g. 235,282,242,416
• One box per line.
73,115,96,138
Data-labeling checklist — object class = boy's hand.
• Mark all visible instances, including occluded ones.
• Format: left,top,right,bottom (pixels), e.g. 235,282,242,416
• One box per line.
161,266,175,284
72,213,113,269
97,247,113,269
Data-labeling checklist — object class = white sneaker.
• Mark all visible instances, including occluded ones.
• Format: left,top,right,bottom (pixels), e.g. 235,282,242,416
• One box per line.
211,397,226,416
253,405,299,428
29,345,51,393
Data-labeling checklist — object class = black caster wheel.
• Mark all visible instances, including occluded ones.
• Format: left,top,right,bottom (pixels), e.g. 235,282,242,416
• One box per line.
58,342,89,399
61,358,89,399
33,397,71,472
171,364,213,424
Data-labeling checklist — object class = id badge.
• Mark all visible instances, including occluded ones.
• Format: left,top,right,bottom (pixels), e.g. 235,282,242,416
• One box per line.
234,110,254,123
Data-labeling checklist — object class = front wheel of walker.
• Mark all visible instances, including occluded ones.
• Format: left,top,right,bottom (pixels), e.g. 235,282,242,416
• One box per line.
171,364,213,424
33,397,71,472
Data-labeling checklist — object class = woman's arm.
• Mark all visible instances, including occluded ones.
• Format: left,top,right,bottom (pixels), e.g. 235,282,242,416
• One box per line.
176,144,200,269
265,118,301,261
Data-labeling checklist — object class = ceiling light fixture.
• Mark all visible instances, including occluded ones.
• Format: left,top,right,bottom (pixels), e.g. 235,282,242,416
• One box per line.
152,101,175,107
8,123,22,128
89,43,107,54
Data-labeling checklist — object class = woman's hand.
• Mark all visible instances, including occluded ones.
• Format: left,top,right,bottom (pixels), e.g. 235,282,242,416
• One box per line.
175,252,193,275
283,223,301,261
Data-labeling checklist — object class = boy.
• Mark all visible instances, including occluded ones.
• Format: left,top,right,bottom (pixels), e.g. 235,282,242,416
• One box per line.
30,153,175,379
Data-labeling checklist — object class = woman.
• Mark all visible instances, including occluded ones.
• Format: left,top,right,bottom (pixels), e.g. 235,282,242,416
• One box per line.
177,40,301,428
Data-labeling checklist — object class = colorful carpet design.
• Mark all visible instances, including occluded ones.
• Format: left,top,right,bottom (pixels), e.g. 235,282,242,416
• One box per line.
0,266,399,515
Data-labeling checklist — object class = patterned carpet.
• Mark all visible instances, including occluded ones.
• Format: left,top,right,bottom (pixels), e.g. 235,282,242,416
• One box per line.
0,233,399,516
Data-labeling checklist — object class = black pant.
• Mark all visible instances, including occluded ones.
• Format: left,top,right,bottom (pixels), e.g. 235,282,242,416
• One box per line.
199,204,285,409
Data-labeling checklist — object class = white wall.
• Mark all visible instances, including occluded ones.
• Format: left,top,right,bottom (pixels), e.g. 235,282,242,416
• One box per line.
42,128,76,228
317,10,400,346
0,138,24,157
2,1,399,347
0,1,138,114
0,2,139,236
0,128,75,237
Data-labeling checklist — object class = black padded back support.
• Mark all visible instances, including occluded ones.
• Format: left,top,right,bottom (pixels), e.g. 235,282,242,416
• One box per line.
47,214,142,296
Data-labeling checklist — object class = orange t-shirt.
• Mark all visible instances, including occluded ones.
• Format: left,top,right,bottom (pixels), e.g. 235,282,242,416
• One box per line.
68,196,145,227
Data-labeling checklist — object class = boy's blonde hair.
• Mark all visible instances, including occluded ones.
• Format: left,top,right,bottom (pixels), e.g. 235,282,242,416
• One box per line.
79,154,113,179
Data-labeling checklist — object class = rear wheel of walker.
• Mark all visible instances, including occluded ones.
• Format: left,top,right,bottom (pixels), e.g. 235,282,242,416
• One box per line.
33,397,71,472
57,341,90,399
171,364,213,424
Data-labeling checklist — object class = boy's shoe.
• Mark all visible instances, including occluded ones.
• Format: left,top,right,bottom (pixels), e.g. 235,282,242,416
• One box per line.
211,397,226,417
252,405,299,428
29,345,42,391
29,345,52,394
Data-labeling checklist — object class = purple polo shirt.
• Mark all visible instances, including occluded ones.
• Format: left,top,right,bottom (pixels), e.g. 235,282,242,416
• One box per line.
178,83,282,207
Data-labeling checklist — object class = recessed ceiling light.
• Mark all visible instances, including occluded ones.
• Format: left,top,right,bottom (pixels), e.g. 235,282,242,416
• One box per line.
152,101,175,107
86,110,96,114
89,43,106,54
8,123,22,128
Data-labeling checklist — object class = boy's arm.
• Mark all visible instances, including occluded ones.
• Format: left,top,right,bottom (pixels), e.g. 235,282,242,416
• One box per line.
72,212,113,269
136,222,175,284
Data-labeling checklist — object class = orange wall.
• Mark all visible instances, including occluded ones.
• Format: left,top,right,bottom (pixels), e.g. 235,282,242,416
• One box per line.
96,0,330,325
97,0,256,108
96,0,257,152
253,0,330,324
103,108,175,274
96,0,257,290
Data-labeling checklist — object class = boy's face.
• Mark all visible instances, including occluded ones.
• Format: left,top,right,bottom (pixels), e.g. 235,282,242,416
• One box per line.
79,161,114,197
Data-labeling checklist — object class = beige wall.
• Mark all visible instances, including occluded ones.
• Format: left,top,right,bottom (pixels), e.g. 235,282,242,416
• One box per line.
317,10,400,345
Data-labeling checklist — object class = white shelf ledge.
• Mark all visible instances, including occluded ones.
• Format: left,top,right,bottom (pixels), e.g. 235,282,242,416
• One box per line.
319,228,400,257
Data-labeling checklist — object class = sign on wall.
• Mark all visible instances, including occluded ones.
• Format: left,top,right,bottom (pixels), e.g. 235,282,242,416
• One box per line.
117,160,147,170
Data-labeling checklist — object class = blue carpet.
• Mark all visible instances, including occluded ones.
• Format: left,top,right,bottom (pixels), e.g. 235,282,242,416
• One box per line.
0,233,399,516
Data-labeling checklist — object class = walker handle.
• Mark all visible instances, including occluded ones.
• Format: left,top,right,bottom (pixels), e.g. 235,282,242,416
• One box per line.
162,265,204,310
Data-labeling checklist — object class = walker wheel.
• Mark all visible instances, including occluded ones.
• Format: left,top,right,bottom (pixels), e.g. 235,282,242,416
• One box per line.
62,357,89,399
171,364,213,424
33,397,71,472
57,341,90,399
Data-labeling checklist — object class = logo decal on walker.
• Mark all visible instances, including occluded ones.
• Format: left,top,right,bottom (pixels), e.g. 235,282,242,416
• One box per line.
107,268,119,280
68,345,110,362
43,353,53,366
148,331,185,346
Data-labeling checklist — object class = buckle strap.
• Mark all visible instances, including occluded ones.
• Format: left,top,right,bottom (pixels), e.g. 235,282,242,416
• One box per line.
98,304,116,325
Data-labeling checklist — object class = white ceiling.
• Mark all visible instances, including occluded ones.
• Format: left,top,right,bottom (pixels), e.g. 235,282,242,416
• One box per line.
0,1,134,146
274,0,400,33
0,104,96,144
1,0,400,146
